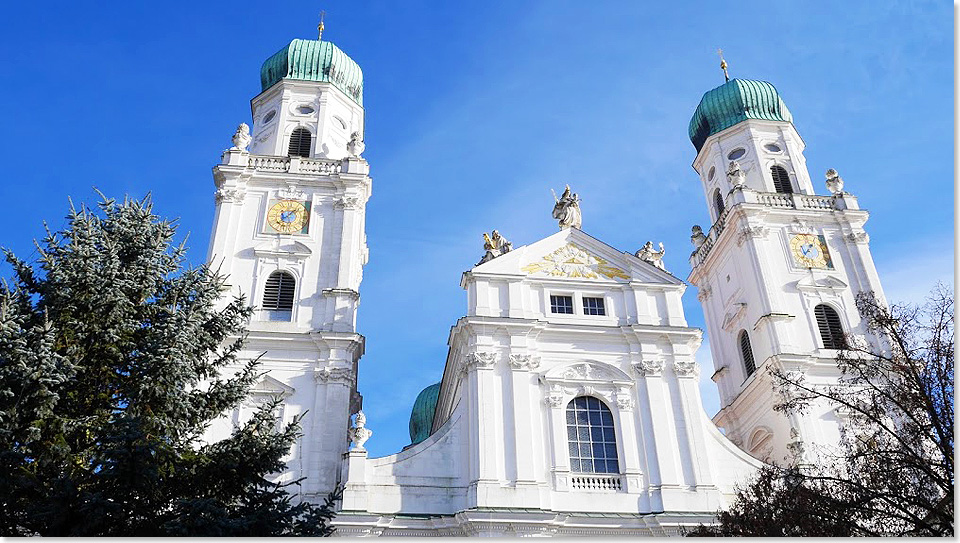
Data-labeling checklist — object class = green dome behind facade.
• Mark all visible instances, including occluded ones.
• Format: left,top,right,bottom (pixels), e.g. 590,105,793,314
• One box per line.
260,39,363,105
688,79,792,153
408,382,441,446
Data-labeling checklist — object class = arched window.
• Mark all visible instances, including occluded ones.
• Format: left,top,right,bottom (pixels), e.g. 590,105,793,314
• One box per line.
262,271,296,321
288,127,312,157
739,329,756,377
815,304,846,349
770,165,793,193
713,188,725,218
566,396,619,474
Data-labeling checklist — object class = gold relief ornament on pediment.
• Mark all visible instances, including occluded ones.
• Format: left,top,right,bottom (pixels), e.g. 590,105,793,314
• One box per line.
521,243,629,280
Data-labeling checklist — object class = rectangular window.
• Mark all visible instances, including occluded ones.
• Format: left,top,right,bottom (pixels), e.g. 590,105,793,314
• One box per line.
583,297,605,315
550,295,574,314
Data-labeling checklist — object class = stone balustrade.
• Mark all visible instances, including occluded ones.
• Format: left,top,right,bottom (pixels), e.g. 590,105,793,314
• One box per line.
690,189,853,269
570,474,623,492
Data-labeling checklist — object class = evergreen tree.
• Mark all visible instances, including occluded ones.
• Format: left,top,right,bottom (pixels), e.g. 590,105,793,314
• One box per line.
688,286,954,537
0,195,339,536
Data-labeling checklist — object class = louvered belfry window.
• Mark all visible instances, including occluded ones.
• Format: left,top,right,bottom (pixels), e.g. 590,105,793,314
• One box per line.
288,127,312,157
262,271,296,321
771,165,793,193
815,304,846,349
739,330,757,377
713,188,725,218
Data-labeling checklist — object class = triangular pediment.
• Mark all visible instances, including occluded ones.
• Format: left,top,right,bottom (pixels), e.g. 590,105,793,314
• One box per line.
470,228,681,285
250,375,295,397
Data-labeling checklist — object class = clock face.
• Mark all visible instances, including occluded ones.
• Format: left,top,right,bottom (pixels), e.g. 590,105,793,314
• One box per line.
266,200,308,234
790,234,832,269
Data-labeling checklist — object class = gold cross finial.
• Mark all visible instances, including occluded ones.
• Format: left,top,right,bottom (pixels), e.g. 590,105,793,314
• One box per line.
717,48,729,82
318,10,326,40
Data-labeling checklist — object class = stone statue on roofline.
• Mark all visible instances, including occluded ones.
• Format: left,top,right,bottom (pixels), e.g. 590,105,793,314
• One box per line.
552,185,582,230
636,241,666,270
231,123,252,152
478,230,513,265
349,411,372,451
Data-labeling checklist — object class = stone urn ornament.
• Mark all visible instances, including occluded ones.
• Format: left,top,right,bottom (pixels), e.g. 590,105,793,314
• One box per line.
349,411,372,451
231,123,252,152
347,131,365,157
690,225,707,249
825,168,844,195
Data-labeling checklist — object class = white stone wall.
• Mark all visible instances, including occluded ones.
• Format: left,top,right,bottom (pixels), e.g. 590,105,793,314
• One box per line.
336,228,762,535
688,120,888,464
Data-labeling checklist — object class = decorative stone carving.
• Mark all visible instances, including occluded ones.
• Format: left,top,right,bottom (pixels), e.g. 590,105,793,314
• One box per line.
825,168,844,195
544,385,564,407
726,160,746,187
335,196,362,210
635,241,666,270
790,218,813,234
464,351,497,371
737,225,767,245
522,243,629,280
633,358,664,377
478,230,513,265
349,411,373,451
690,225,707,249
846,231,869,244
551,185,582,229
347,131,365,157
696,285,712,302
231,122,252,151
215,187,246,203
786,427,806,460
508,354,540,371
314,366,354,384
277,184,306,200
673,359,700,377
615,389,634,410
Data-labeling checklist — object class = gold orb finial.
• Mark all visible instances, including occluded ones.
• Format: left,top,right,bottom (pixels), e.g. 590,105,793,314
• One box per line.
318,10,326,40
717,48,730,82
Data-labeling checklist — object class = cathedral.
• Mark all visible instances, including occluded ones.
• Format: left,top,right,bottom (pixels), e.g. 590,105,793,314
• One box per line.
202,31,889,536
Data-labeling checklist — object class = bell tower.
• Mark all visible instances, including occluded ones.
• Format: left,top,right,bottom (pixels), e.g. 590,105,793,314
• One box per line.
205,31,370,501
686,70,887,464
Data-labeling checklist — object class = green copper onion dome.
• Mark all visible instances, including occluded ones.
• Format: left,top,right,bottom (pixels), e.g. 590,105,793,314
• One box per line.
689,79,792,153
408,382,441,446
260,39,363,105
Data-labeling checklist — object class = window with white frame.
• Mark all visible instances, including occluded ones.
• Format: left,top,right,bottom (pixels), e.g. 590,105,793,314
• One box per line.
550,294,574,314
582,297,605,315
566,396,620,474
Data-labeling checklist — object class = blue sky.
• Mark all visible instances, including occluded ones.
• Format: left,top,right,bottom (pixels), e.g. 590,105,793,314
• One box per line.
0,1,952,458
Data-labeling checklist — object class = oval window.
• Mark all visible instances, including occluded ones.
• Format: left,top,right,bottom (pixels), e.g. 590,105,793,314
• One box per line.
708,166,716,181
764,143,782,152
727,148,746,160
332,116,347,130
296,105,315,115
262,110,277,124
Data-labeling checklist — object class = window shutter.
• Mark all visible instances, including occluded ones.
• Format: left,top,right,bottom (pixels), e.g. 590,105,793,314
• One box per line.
771,166,793,193
815,304,846,349
288,128,312,157
739,330,756,376
714,189,725,217
263,271,296,311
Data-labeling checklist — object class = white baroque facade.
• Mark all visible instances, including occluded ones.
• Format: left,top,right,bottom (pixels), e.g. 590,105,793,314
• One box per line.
202,36,889,536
